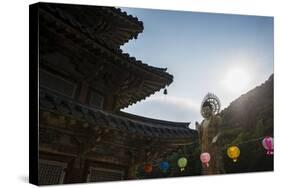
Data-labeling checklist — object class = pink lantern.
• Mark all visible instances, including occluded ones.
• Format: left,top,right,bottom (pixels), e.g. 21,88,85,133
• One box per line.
262,136,274,155
200,152,211,167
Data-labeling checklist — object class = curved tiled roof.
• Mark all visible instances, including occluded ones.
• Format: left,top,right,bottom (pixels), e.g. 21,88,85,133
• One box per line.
40,3,143,48
117,111,190,129
40,90,196,139
38,4,173,79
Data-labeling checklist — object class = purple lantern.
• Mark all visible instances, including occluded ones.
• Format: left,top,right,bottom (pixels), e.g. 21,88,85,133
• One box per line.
200,152,211,167
262,136,274,155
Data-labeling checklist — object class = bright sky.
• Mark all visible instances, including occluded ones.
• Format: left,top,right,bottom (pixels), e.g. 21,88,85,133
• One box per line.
120,7,274,129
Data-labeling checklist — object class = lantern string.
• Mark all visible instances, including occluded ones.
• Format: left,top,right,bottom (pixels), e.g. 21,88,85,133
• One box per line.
222,136,265,150
148,136,271,167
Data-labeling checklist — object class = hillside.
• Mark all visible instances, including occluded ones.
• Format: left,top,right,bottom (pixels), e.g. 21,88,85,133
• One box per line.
220,74,274,173
221,74,273,131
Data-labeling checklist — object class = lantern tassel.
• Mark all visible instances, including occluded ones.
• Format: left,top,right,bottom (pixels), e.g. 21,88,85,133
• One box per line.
267,150,273,155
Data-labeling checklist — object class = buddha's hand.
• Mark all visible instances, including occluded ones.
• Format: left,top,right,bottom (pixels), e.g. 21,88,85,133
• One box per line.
212,135,219,144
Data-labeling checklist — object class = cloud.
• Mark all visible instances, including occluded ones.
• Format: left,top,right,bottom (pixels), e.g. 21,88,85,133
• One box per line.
123,95,202,128
145,95,200,112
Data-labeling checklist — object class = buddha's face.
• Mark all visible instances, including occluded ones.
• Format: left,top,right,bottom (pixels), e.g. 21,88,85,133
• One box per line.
202,106,212,118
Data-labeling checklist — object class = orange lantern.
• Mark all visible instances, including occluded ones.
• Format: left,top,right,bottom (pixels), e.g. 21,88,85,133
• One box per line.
144,163,153,174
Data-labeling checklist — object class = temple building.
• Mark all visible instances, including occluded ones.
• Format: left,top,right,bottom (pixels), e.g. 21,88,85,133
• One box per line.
37,3,196,185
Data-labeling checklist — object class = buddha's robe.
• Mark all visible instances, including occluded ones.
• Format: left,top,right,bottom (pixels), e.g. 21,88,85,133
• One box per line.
198,115,224,175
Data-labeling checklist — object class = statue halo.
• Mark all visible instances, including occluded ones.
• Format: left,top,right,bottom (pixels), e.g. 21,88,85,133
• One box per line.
200,93,221,118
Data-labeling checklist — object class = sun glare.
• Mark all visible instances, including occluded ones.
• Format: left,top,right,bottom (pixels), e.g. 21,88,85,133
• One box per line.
221,67,252,94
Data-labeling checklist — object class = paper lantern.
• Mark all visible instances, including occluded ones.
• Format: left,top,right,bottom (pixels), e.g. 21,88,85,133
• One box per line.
262,136,274,155
177,157,187,171
144,163,153,174
160,161,169,173
200,152,211,167
227,146,240,162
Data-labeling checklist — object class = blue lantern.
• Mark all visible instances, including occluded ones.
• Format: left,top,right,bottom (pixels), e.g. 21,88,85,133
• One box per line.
160,161,169,173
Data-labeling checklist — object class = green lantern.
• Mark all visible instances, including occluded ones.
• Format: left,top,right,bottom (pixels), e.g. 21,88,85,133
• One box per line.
178,157,187,171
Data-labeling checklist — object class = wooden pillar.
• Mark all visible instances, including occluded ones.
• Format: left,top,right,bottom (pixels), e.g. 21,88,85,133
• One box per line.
127,157,137,179
127,149,145,180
